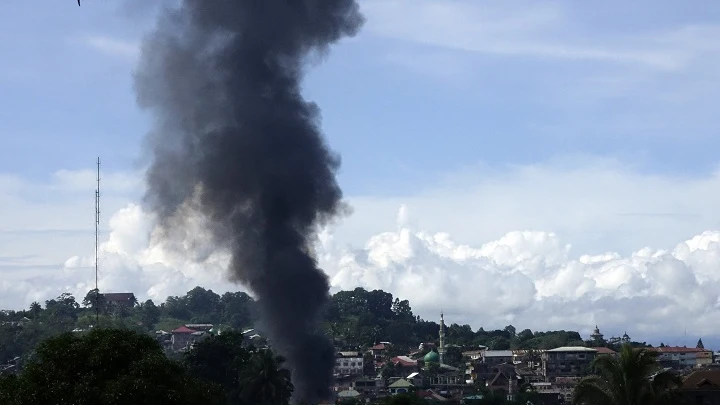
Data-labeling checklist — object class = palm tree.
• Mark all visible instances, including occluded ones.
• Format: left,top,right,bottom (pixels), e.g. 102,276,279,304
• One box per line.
238,349,293,405
573,344,682,405
28,302,42,319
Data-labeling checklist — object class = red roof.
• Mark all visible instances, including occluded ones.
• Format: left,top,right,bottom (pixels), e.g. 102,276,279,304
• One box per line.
591,347,617,355
371,343,388,350
683,370,720,390
391,356,417,367
172,326,197,334
651,346,709,353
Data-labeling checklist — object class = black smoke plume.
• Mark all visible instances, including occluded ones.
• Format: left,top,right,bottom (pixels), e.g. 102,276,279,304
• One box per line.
134,1,363,402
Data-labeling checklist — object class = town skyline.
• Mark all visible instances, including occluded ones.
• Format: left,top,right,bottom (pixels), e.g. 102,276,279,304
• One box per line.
3,1,720,347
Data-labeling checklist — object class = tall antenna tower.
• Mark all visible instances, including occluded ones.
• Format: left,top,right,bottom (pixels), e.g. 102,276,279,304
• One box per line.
94,157,101,327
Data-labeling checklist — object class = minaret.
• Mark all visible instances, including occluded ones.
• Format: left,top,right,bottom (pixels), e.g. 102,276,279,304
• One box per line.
439,311,446,365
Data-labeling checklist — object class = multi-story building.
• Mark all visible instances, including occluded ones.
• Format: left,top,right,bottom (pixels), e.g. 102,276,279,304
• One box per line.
352,377,386,396
462,347,487,361
334,351,364,376
483,350,514,366
651,346,713,369
542,347,597,381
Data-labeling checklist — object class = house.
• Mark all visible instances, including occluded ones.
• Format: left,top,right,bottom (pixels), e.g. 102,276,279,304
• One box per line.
352,378,386,396
485,366,519,401
650,346,714,369
388,378,414,395
462,347,487,361
370,343,390,360
681,369,720,405
335,351,364,376
391,356,418,368
591,347,617,357
101,293,137,307
532,377,581,403
337,389,361,402
185,324,213,332
333,375,355,392
483,350,514,366
170,325,207,351
418,389,448,402
428,371,465,387
542,347,597,381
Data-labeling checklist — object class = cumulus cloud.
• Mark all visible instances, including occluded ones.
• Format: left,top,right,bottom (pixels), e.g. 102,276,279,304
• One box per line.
322,209,720,339
4,159,720,346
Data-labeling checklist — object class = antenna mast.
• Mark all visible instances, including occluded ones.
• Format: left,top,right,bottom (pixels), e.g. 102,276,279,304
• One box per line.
95,157,100,327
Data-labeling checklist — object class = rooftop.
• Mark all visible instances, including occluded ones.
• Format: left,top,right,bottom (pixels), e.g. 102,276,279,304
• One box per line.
484,350,513,357
652,346,711,353
172,326,197,334
392,356,417,367
591,347,617,355
101,293,136,302
388,379,414,389
683,370,720,390
546,347,598,353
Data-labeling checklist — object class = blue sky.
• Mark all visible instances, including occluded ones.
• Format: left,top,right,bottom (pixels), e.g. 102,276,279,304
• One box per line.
4,0,720,343
2,0,720,194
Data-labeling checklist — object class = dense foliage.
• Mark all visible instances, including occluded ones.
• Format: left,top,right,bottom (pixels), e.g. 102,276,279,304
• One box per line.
572,344,682,405
0,286,637,369
0,328,224,405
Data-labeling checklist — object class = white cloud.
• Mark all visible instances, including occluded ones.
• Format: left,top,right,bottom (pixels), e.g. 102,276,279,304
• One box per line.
362,0,711,71
363,0,720,128
4,159,720,345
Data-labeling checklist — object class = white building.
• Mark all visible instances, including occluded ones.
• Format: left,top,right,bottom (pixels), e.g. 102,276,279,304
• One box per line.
335,351,364,376
652,347,713,368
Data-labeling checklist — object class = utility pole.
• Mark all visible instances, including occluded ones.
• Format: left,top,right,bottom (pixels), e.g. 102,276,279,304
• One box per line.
95,157,100,327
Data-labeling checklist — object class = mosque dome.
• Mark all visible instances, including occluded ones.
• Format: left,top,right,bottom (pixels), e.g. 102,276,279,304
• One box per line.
424,350,440,363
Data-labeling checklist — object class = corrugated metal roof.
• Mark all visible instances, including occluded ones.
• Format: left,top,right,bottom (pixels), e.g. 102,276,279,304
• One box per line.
546,346,597,352
484,350,513,357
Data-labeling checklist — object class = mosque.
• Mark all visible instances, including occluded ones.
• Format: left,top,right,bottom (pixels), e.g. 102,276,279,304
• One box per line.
421,312,463,386
423,312,447,365
591,325,630,345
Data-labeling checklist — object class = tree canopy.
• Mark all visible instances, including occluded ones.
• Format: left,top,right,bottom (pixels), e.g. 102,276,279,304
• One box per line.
0,328,223,405
572,344,682,405
1,286,640,371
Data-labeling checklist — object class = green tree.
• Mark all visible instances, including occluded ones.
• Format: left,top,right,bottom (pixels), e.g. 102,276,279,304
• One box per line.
367,289,394,319
138,299,161,328
572,344,682,405
238,349,293,405
363,352,376,376
220,291,253,329
82,288,106,310
444,345,464,367
28,302,42,319
391,298,414,321
184,331,251,403
185,286,221,323
0,328,223,405
43,293,80,326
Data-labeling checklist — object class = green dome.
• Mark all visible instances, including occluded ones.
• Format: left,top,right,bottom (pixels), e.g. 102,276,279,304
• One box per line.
424,350,440,363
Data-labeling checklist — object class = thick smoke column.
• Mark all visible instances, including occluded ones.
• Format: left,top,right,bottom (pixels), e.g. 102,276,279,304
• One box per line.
134,0,363,402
